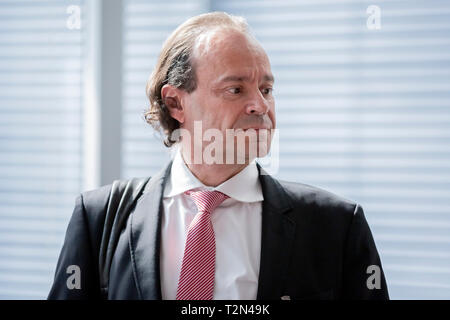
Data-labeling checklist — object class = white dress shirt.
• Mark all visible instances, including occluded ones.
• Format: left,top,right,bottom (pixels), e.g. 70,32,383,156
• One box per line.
160,148,263,300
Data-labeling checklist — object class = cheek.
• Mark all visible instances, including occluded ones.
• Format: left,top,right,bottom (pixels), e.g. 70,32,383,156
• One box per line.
227,107,246,129
210,101,239,128
185,94,208,121
190,90,244,130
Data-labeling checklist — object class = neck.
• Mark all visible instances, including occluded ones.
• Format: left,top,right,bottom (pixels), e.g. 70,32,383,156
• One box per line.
179,148,250,187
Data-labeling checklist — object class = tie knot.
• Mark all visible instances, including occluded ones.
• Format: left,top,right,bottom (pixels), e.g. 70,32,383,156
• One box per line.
185,190,229,214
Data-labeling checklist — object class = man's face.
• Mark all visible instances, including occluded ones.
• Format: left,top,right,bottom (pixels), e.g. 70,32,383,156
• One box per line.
180,29,276,164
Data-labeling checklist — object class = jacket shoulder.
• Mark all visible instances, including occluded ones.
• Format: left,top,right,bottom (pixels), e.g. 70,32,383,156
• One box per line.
79,176,152,225
82,184,113,208
80,183,113,219
74,183,114,242
278,179,358,216
275,179,361,247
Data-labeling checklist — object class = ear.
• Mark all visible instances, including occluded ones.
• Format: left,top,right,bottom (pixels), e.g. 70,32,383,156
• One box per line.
161,84,185,124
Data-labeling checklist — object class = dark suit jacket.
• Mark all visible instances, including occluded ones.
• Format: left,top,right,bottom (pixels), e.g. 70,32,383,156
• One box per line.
48,161,389,300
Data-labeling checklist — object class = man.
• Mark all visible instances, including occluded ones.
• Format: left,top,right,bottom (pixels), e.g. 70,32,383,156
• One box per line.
48,12,389,300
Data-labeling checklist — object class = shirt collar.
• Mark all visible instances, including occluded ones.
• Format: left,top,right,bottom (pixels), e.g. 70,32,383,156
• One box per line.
163,147,264,203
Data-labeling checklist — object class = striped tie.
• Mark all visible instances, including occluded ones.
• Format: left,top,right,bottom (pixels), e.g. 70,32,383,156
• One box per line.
176,189,230,300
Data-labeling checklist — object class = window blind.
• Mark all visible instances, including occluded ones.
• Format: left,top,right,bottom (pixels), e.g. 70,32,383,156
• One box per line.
122,0,450,299
0,0,85,299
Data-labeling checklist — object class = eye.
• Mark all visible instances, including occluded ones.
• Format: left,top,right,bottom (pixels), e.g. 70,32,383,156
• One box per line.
227,87,241,94
261,87,273,95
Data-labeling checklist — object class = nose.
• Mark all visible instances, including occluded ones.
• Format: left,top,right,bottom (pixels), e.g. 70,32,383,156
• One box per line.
245,90,270,115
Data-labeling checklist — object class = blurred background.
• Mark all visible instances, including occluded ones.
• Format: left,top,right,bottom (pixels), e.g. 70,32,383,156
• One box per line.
1,0,450,299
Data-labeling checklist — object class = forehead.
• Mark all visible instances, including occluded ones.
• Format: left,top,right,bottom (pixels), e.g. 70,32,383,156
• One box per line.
192,29,272,83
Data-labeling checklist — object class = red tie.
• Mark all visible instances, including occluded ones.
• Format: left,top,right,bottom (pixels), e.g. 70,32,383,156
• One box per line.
176,189,230,300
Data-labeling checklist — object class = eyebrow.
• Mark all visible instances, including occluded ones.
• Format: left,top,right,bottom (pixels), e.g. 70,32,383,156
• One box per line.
218,74,275,83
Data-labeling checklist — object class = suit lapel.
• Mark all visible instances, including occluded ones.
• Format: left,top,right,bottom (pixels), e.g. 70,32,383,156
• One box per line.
129,161,172,300
256,163,296,300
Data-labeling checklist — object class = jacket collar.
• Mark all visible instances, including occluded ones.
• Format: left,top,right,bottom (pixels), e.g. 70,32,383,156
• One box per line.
255,163,296,299
129,161,296,300
128,161,171,300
